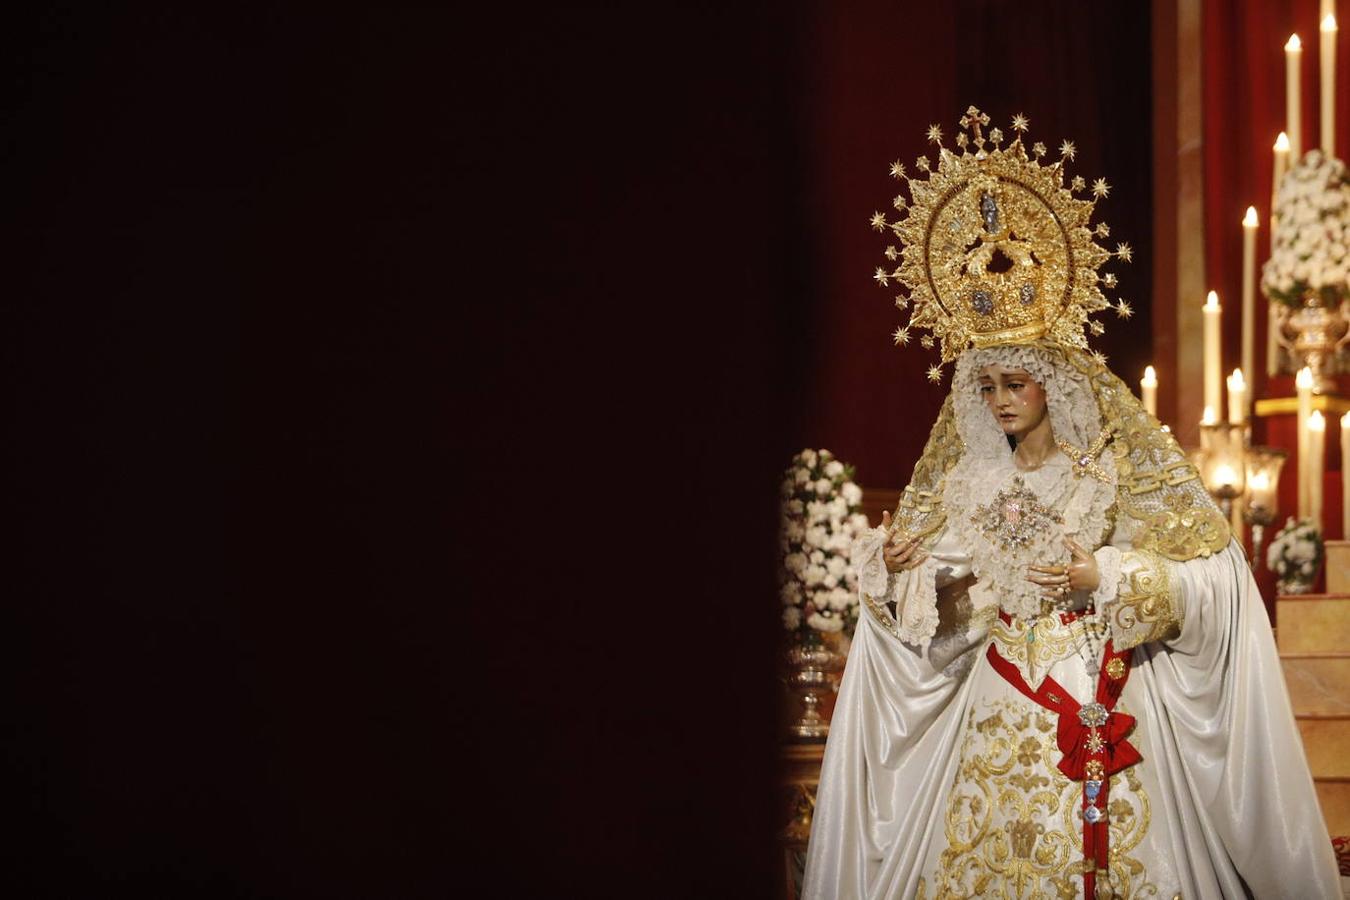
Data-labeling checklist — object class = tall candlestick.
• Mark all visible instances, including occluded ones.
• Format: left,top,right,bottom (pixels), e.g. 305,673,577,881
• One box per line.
1141,365,1158,417
1203,291,1222,416
1324,15,1338,156
1241,207,1258,413
1298,367,1315,518
1227,368,1247,425
1310,410,1326,531
1288,34,1304,159
1342,413,1350,538
1274,132,1291,202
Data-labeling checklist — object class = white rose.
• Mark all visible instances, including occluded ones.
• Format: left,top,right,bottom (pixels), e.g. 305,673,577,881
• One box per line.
780,581,802,606
827,532,852,553
841,482,862,505
829,497,849,520
795,469,810,485
805,526,829,548
784,552,807,574
782,607,802,630
803,565,826,587
814,478,833,496
824,460,845,478
849,513,870,531
809,549,825,565
808,612,845,633
823,573,839,589
827,587,853,611
806,500,829,523
784,520,804,543
826,556,847,578
800,449,818,468
786,499,803,516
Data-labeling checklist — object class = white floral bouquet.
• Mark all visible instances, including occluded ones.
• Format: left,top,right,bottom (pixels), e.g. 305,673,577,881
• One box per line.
1262,149,1350,307
779,449,868,639
1266,516,1324,594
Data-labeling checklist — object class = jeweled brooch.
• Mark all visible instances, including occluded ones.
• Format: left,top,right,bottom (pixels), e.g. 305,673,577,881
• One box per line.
970,475,1063,549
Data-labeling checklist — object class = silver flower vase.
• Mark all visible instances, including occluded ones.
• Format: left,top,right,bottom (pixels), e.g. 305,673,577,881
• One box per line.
1274,292,1350,390
787,638,841,742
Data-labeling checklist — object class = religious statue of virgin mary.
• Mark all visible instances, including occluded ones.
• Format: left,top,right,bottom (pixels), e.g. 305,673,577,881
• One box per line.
801,108,1342,899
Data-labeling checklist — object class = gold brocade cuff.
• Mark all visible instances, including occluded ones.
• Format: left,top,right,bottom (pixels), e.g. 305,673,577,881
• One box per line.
1103,549,1181,650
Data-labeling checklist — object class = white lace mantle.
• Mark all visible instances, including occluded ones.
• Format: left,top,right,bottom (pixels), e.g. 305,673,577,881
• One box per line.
942,346,1118,622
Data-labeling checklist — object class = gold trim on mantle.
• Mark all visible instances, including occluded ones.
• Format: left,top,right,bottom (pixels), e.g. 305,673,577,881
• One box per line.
1254,394,1350,417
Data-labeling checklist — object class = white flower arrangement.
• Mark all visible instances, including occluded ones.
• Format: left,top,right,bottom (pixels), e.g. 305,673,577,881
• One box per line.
779,449,866,638
1266,516,1324,593
1262,149,1350,307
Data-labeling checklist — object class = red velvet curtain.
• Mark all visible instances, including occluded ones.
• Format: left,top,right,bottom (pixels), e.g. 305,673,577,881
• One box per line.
796,1,1153,490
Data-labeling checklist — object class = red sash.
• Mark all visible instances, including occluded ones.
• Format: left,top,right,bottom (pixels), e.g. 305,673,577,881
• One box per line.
986,611,1139,899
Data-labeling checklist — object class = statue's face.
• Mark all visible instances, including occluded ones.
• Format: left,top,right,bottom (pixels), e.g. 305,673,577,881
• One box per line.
977,364,1048,439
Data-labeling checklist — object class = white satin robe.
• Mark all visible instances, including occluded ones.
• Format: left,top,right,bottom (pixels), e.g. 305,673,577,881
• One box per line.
801,527,1341,899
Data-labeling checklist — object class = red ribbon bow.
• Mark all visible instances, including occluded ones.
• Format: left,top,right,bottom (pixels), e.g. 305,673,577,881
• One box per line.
986,612,1139,898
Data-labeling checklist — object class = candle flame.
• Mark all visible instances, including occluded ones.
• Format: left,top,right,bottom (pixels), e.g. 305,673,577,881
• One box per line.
1243,206,1259,227
1214,463,1238,486
1275,132,1291,152
1205,290,1220,310
1141,365,1157,387
1311,409,1326,431
1322,13,1337,32
1250,471,1270,491
1297,366,1315,389
1287,33,1303,51
1228,368,1246,390
1202,406,1218,425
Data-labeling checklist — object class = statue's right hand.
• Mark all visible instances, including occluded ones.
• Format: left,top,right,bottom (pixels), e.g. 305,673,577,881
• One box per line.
881,510,926,574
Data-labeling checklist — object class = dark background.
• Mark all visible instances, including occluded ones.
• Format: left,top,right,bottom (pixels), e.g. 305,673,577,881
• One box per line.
6,4,1152,897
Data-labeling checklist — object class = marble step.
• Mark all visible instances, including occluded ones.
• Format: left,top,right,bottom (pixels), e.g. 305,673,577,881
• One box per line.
1327,540,1350,594
1315,778,1350,835
1297,716,1350,780
1280,653,1350,717
1277,594,1350,655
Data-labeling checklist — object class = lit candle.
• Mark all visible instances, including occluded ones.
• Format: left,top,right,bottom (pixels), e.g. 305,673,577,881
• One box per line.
1242,207,1258,412
1215,462,1239,489
1273,132,1291,227
1227,368,1247,425
1141,365,1158,417
1202,405,1218,426
1310,410,1326,531
1323,15,1338,156
1298,367,1315,517
1288,34,1304,158
1204,291,1222,417
1342,413,1350,538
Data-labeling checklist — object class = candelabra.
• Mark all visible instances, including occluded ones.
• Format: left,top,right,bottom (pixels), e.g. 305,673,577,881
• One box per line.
1243,446,1289,569
1197,421,1247,519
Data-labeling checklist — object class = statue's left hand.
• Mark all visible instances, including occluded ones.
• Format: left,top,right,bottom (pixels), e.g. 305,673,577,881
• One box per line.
1063,537,1100,592
1026,537,1100,600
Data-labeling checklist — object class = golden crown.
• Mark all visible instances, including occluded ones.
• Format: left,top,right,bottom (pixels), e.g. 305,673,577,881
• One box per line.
872,107,1134,381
